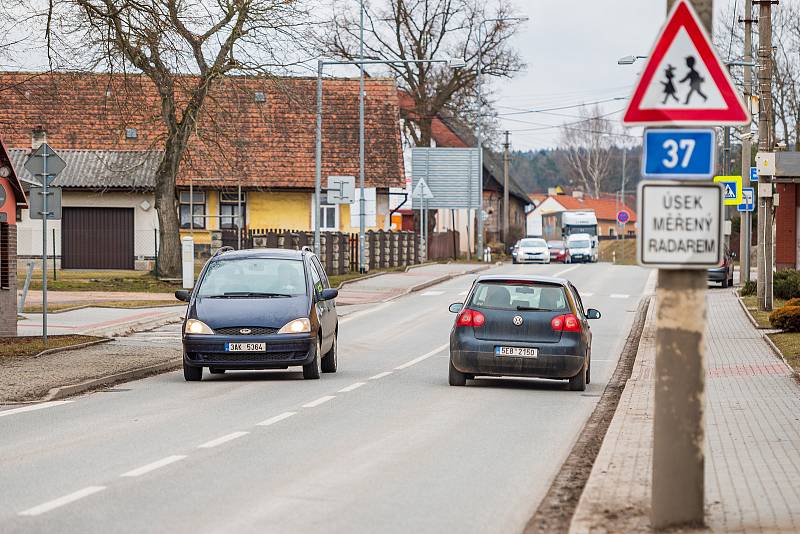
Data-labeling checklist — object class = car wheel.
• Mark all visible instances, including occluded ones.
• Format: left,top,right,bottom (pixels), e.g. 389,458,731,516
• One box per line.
586,357,591,385
568,361,587,391
183,360,202,382
512,258,518,264
303,338,322,379
209,368,225,375
449,359,467,386
321,333,337,373
721,277,729,288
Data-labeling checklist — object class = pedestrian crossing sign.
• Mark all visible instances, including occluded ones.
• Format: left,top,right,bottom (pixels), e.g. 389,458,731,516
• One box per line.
714,175,742,205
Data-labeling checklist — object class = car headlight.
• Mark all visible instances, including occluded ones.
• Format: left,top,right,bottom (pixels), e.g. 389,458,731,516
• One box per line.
277,318,311,334
185,319,214,335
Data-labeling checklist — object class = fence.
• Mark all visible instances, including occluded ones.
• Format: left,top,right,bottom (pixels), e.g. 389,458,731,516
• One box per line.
428,230,460,260
242,228,419,275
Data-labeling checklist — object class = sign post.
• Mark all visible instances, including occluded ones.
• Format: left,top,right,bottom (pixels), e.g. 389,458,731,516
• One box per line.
413,178,434,262
622,0,750,528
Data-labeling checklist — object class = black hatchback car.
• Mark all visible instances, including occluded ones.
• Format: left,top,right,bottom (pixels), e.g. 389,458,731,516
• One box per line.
448,275,600,391
175,248,338,381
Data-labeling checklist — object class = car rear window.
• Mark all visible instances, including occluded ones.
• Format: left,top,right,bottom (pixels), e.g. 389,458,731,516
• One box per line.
569,240,591,248
519,238,546,247
469,281,570,312
547,241,564,248
197,258,306,297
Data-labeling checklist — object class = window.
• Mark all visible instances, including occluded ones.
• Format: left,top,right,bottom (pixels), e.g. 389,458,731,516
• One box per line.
313,196,339,231
309,259,323,296
219,191,246,229
469,281,569,312
179,191,206,229
311,256,329,288
0,222,10,289
609,227,616,236
197,258,307,297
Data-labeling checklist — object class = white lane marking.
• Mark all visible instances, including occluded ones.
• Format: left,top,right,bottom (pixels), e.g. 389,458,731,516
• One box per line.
120,455,187,478
0,401,72,418
395,343,450,370
581,292,594,297
339,302,394,325
554,265,580,277
302,396,335,408
369,371,393,380
458,291,468,296
197,431,249,449
420,290,444,296
610,294,630,299
338,382,366,393
19,486,106,517
256,412,296,427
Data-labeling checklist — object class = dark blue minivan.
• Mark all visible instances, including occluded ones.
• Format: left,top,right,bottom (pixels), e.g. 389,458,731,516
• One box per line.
175,248,338,381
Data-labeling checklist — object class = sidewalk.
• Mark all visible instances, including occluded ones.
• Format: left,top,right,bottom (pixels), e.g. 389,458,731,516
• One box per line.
17,305,186,337
336,262,490,306
570,289,800,533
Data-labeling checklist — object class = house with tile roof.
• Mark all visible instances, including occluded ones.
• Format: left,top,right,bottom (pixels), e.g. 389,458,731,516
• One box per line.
1,71,405,268
526,192,637,238
0,138,27,335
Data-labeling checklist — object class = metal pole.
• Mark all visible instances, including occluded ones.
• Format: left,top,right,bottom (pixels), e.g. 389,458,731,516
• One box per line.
621,149,627,248
315,59,323,255
503,130,510,244
740,0,754,284
756,0,774,311
41,146,48,343
468,148,473,258
358,0,366,272
52,227,56,280
476,25,485,260
724,124,732,251
651,1,711,529
237,182,242,250
189,179,194,236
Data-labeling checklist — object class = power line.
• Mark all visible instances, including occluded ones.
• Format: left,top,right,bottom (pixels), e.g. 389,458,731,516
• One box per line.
496,96,628,117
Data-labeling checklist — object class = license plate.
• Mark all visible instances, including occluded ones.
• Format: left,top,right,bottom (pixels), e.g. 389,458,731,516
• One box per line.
225,342,266,352
495,346,538,358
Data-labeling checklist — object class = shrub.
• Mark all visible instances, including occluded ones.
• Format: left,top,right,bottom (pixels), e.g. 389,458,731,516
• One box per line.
786,298,800,308
769,306,800,332
739,280,756,297
773,270,800,300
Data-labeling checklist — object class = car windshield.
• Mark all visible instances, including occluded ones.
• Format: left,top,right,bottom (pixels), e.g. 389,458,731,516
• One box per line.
519,239,547,248
469,281,570,312
196,258,307,298
548,241,564,249
569,240,591,248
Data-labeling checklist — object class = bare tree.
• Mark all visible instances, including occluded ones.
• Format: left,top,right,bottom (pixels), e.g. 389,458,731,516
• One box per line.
320,0,524,147
19,0,309,276
559,106,620,199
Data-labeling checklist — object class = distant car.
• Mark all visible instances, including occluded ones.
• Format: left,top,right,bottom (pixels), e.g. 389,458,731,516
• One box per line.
448,275,600,391
547,240,567,263
513,238,551,264
175,248,339,381
565,234,596,263
708,248,735,288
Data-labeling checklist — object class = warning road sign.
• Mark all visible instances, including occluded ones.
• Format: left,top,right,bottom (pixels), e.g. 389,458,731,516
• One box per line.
622,0,749,126
713,175,743,205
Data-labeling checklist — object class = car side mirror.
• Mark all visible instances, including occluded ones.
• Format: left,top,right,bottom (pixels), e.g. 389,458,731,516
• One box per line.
449,302,463,313
586,308,601,320
175,289,191,302
319,288,338,301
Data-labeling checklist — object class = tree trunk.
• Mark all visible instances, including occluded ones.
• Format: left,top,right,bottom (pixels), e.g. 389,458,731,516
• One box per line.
417,117,434,148
154,148,183,277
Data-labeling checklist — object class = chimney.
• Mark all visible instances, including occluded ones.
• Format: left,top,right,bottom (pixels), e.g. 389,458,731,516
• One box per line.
572,191,584,200
31,127,47,150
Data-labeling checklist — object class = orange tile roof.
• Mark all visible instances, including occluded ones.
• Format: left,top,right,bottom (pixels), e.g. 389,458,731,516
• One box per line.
0,72,405,189
549,195,637,222
398,92,469,148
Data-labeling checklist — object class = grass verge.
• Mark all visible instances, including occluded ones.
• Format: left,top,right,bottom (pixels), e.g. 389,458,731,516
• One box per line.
598,239,637,265
767,333,800,375
0,335,103,360
23,300,180,313
741,295,787,328
19,269,181,293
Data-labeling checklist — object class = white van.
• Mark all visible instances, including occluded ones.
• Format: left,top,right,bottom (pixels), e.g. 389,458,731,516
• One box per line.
566,233,598,263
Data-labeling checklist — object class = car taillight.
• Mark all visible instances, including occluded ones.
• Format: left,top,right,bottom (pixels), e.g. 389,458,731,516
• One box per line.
551,313,581,333
456,309,486,327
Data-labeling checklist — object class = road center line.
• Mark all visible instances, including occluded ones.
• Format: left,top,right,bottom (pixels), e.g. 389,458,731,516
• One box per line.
0,401,73,418
19,486,107,517
338,382,366,393
120,455,187,478
197,431,249,449
302,395,335,408
369,371,393,380
554,265,580,277
256,411,296,426
395,343,450,370
420,290,445,296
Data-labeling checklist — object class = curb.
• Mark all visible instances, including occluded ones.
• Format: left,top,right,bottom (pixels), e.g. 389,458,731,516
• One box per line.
22,302,180,315
736,294,765,329
81,310,185,338
398,264,493,299
41,359,182,402
30,337,113,359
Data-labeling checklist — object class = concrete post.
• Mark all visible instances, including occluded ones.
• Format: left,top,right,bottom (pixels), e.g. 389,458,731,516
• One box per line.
756,0,774,311
740,0,754,284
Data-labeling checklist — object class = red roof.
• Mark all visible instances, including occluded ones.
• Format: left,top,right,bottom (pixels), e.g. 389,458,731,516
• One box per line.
398,92,468,148
548,195,637,223
0,72,405,189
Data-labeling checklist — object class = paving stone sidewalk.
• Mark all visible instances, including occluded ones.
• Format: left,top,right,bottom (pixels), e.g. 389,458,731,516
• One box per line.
570,289,800,533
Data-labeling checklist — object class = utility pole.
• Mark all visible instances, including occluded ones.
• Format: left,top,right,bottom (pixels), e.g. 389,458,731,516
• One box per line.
503,130,510,244
756,0,775,311
739,0,755,284
358,0,367,272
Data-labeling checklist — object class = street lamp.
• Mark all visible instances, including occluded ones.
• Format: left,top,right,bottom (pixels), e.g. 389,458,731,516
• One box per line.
314,57,465,266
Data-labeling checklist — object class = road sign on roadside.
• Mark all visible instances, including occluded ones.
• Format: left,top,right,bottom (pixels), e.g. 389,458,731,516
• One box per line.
637,181,723,268
750,166,758,182
642,128,716,179
738,187,755,212
412,178,434,200
28,187,62,220
617,210,631,225
326,175,356,204
714,175,742,205
622,0,750,126
23,143,66,181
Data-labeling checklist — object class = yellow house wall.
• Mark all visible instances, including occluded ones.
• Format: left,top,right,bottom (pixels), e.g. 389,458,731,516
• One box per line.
248,191,311,230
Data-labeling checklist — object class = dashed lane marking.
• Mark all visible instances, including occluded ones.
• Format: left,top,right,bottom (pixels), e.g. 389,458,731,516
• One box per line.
369,371,393,380
197,431,249,449
256,412,296,427
610,294,630,299
395,343,450,370
0,401,73,418
120,455,187,478
302,396,335,408
338,382,366,393
19,486,107,517
420,290,445,296
458,291,468,296
581,292,594,297
554,265,580,277
339,302,394,325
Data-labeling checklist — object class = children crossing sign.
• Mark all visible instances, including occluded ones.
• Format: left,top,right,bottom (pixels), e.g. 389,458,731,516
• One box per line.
622,0,749,126
714,175,743,205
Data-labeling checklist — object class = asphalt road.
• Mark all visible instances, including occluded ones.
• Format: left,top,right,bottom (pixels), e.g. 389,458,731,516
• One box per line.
0,262,653,534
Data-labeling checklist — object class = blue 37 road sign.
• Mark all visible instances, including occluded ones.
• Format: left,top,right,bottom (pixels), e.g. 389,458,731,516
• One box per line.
642,128,716,180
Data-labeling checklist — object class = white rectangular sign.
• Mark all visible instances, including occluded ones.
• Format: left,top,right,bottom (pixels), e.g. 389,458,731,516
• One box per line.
637,181,723,269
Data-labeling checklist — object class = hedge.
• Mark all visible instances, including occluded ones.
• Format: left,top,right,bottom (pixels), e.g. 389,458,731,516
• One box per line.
769,305,800,332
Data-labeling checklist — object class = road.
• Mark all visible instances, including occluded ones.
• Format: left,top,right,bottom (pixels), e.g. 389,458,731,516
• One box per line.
0,262,652,534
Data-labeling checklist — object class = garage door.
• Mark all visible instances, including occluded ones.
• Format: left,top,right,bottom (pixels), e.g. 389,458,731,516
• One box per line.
62,207,135,270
